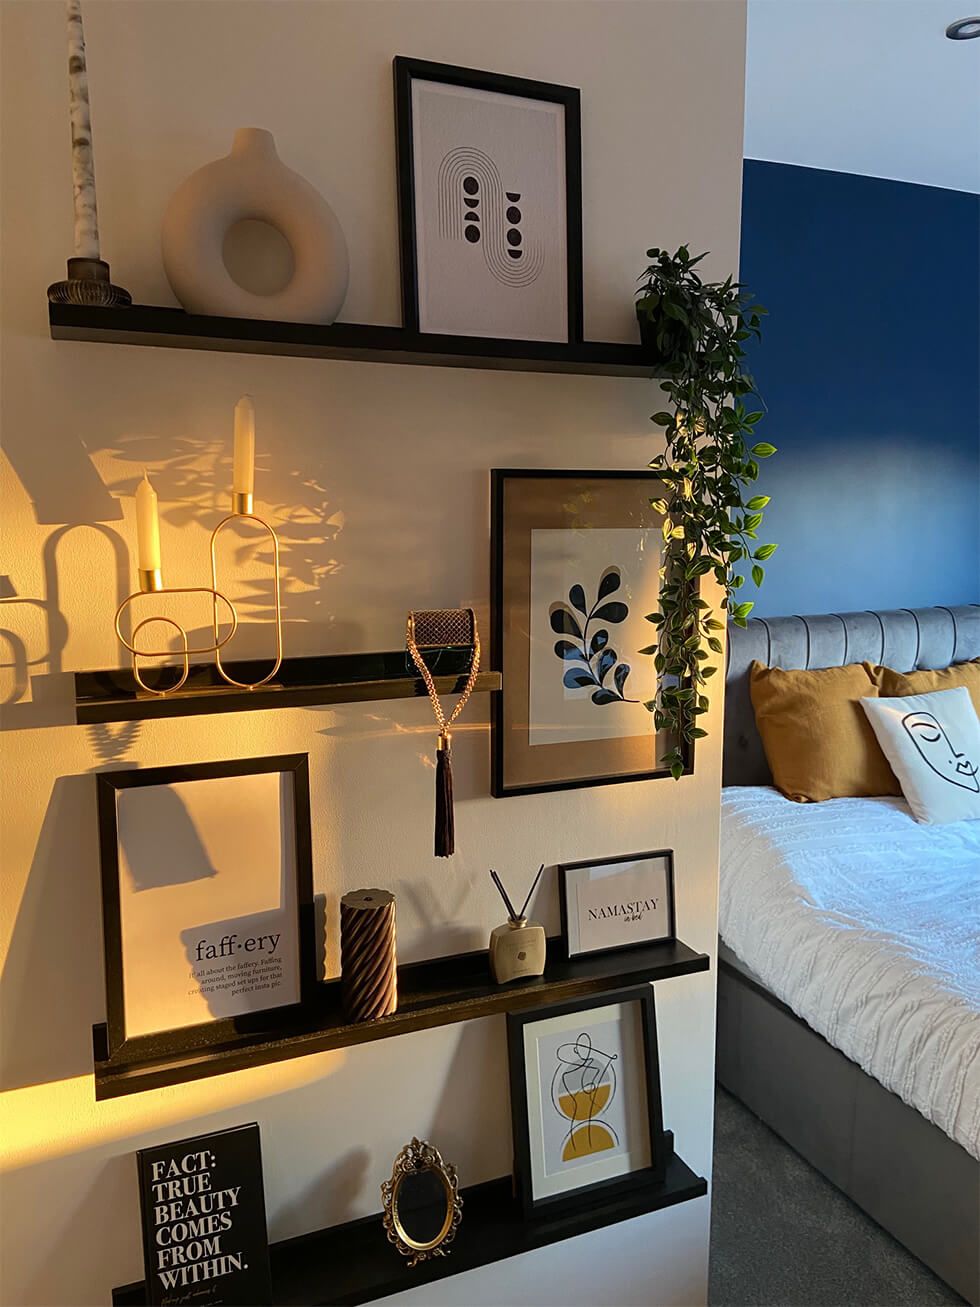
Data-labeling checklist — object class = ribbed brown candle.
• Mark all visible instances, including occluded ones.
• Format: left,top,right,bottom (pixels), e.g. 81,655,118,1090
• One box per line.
340,889,397,1022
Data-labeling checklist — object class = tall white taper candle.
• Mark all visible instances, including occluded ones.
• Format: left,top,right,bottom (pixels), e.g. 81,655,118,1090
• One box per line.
233,396,256,496
135,473,161,573
66,0,100,260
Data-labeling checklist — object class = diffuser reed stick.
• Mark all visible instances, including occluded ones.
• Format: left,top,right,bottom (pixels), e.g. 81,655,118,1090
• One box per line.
489,864,544,923
488,865,547,984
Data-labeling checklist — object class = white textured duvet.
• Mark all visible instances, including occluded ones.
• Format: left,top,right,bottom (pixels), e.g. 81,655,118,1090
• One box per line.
720,787,980,1159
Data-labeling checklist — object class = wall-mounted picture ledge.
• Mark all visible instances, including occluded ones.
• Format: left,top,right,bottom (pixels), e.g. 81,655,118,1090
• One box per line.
74,648,502,724
113,1137,705,1307
48,303,666,378
92,937,709,1099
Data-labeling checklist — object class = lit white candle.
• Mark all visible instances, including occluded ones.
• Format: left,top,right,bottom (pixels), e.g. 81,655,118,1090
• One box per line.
233,395,255,497
135,472,161,573
66,0,100,260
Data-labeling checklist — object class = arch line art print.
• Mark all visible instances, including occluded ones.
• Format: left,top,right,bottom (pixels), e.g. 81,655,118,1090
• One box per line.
437,146,544,288
395,58,581,341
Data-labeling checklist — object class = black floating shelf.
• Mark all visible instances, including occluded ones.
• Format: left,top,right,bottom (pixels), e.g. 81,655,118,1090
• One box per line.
49,302,664,377
112,1141,706,1306
74,647,500,724
93,937,709,1099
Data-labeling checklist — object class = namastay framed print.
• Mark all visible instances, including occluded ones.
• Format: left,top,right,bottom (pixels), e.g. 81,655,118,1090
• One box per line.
394,56,583,342
136,1123,272,1306
507,986,666,1216
96,754,316,1063
559,850,676,960
491,469,683,796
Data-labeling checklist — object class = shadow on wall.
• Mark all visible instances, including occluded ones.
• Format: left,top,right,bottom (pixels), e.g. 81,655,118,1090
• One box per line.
1,522,125,687
44,524,133,670
428,1018,510,1173
397,869,487,963
87,721,143,767
118,784,218,891
275,1145,371,1244
100,431,344,623
0,523,134,741
2,421,122,528
0,590,50,706
0,421,347,736
0,773,105,1091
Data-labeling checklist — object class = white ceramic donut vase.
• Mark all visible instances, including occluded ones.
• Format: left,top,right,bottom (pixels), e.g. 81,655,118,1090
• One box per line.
161,128,349,323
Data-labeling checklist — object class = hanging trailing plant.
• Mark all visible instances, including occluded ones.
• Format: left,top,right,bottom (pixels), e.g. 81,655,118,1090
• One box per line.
635,245,775,779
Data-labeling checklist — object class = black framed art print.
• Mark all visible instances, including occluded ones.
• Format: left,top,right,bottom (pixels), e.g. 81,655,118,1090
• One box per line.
559,850,676,960
97,754,316,1063
137,1123,273,1305
491,469,686,796
507,986,666,1217
394,56,583,343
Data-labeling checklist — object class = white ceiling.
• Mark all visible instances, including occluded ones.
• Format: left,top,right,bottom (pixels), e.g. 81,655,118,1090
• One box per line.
744,0,980,193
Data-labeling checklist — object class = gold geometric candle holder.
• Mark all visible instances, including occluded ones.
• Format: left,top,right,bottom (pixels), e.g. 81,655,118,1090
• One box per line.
210,494,283,690
115,494,282,698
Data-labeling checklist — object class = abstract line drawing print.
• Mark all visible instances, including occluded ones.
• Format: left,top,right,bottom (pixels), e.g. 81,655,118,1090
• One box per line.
437,146,544,287
550,1032,619,1163
901,710,980,791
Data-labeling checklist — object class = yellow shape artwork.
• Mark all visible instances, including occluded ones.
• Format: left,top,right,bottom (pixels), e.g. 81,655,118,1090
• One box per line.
562,1122,616,1160
558,1086,616,1160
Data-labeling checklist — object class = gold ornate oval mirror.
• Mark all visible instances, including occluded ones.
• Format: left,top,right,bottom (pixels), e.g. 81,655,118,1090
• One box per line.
381,1138,462,1266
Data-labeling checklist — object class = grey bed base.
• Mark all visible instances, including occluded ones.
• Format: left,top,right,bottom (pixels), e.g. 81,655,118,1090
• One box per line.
719,605,980,1305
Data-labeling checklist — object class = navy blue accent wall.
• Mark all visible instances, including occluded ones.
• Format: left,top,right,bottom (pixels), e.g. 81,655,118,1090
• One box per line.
739,160,979,618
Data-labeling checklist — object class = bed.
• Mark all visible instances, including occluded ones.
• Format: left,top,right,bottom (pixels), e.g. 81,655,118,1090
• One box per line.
717,605,980,1304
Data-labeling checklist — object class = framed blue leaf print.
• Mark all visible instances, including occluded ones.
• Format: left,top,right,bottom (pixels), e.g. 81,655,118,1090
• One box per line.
491,470,686,796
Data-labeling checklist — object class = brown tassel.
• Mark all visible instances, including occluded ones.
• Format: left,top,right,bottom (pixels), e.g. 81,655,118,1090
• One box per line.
405,610,480,861
435,732,455,858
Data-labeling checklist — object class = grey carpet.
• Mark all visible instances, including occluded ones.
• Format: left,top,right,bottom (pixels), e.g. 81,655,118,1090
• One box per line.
709,1088,965,1307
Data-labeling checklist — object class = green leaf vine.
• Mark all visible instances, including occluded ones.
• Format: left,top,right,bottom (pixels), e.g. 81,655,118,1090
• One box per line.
635,245,776,779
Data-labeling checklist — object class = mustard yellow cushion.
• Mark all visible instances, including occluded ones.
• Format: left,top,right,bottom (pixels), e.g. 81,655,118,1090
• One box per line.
749,661,899,802
863,659,980,718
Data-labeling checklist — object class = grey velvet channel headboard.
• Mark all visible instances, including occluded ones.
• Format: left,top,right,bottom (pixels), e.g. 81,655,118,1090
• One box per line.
724,605,980,787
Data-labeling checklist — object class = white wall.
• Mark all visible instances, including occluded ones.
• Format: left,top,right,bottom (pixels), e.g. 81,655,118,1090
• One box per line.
745,0,980,192
0,3,745,1304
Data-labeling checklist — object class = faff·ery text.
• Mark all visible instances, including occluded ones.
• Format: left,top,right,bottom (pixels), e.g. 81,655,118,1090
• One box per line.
194,932,280,961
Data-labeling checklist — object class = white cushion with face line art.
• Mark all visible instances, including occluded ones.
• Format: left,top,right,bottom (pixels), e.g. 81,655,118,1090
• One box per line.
862,687,980,825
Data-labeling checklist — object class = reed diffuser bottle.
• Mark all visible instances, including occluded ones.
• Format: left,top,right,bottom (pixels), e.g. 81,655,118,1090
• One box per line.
488,866,547,985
